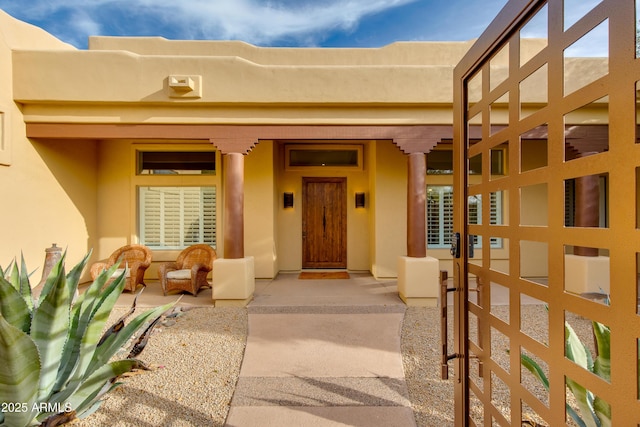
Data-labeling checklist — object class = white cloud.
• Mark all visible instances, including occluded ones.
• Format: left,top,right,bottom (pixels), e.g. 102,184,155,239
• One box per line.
67,10,102,43
0,0,419,46
148,0,418,44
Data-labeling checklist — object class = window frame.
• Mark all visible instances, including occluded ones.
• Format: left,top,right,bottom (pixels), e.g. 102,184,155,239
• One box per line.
131,144,219,251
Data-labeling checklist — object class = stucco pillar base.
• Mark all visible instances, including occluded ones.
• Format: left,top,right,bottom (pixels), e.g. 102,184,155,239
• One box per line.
212,257,255,307
564,254,610,295
397,256,440,307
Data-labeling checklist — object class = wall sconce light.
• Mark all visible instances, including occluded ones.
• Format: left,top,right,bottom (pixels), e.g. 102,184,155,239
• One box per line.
355,192,365,208
283,192,294,208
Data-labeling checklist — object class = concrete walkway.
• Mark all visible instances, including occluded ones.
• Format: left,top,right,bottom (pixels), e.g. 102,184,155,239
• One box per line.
225,273,417,427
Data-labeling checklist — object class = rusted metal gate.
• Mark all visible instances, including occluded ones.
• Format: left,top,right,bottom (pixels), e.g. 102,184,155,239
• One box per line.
447,0,640,424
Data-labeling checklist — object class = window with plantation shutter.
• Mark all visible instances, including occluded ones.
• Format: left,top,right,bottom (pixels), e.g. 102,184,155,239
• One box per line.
427,185,502,249
427,186,454,247
139,186,216,249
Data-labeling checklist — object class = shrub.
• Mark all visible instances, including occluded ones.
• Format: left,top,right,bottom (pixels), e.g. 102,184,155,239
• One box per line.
520,306,611,427
0,251,176,426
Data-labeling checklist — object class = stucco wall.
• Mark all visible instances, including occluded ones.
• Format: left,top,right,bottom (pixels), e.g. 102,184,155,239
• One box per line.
0,10,93,273
96,140,219,280
244,141,277,278
370,140,407,278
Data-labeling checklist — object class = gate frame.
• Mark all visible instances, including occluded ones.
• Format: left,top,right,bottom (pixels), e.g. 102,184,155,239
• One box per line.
452,0,640,424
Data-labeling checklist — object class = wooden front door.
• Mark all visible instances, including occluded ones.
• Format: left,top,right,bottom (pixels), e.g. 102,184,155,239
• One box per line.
302,177,347,268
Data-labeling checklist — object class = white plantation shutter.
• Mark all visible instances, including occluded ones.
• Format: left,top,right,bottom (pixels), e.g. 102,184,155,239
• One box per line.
427,189,441,246
140,186,216,249
426,186,502,249
427,186,453,247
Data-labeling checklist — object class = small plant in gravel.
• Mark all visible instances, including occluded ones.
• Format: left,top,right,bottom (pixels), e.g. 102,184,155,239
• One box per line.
0,251,176,427
520,306,611,427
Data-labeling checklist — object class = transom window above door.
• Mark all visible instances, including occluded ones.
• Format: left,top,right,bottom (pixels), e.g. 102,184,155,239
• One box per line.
285,144,363,170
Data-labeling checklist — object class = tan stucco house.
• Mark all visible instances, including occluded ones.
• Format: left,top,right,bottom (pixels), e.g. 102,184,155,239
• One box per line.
0,9,605,305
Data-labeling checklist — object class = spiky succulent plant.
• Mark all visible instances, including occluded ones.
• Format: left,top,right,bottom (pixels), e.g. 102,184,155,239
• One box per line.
520,307,611,427
0,251,176,426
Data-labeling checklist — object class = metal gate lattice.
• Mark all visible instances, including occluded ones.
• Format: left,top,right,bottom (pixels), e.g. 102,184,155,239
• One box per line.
451,0,640,425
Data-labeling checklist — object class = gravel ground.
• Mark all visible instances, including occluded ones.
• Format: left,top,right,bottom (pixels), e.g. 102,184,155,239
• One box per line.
401,305,596,427
76,303,596,426
76,306,247,427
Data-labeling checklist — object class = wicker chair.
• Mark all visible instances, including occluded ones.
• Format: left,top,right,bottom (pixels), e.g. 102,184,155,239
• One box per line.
90,244,152,293
158,244,217,296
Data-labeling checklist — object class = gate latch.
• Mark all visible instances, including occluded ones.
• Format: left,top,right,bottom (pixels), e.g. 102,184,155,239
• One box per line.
450,232,461,258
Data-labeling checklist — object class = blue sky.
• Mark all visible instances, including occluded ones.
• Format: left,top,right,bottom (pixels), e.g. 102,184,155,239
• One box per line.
0,0,512,50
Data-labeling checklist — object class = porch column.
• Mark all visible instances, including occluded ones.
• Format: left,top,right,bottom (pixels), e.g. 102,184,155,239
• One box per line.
210,139,257,306
574,152,599,256
223,152,244,259
564,151,610,295
398,150,439,307
407,152,427,257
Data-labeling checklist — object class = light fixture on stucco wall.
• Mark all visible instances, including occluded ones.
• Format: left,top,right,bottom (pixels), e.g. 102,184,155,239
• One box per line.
283,192,294,208
355,192,365,208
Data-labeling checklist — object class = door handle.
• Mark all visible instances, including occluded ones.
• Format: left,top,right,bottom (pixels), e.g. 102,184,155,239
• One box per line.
440,270,459,380
323,207,327,236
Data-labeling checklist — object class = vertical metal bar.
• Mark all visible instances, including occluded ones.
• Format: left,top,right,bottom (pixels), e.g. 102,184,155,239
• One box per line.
476,275,484,379
441,270,450,380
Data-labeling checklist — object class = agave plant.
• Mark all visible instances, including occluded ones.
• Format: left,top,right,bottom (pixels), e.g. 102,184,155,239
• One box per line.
520,309,611,427
0,251,176,426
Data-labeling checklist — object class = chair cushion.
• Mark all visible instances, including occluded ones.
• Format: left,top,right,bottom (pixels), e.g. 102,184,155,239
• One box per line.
111,268,130,278
166,269,191,280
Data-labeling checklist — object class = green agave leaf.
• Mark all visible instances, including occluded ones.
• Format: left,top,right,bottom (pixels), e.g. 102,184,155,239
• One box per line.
31,257,71,402
592,321,610,382
520,351,588,426
73,273,127,379
76,382,121,420
51,271,126,404
520,353,549,391
66,359,138,414
7,260,20,292
566,377,601,427
51,300,83,395
69,261,119,335
51,252,103,393
567,404,588,427
64,251,91,297
566,322,593,371
34,254,66,309
98,287,143,347
46,273,126,408
591,320,611,425
19,254,34,312
87,301,176,375
0,315,41,427
0,276,31,333
593,396,611,427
